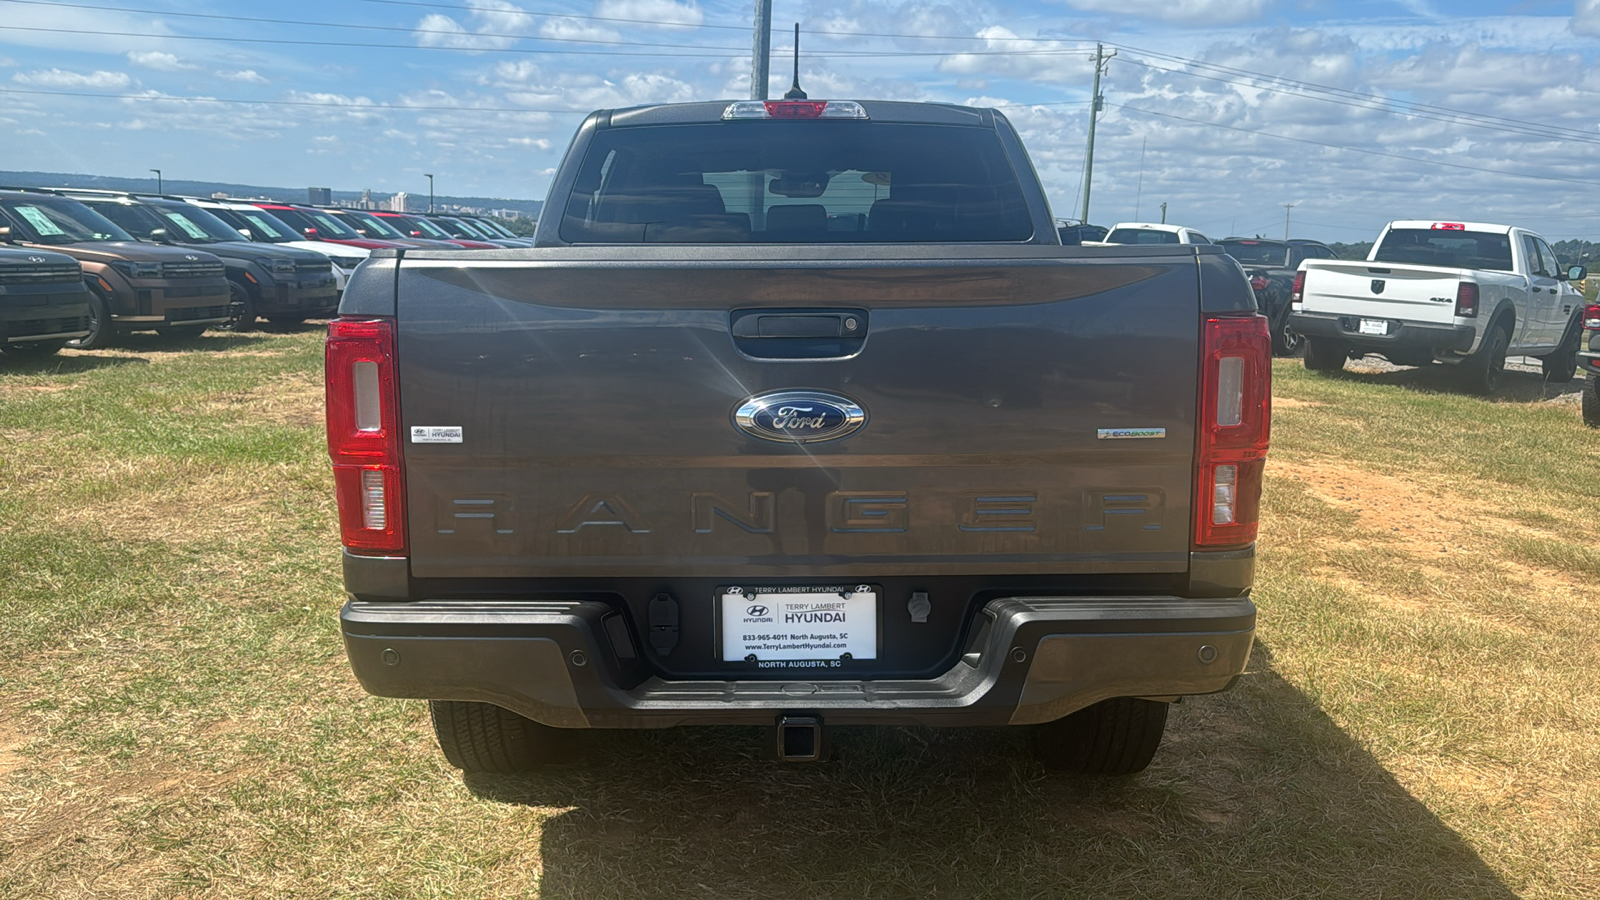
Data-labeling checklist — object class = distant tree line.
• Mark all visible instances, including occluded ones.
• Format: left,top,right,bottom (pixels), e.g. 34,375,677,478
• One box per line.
1328,242,1373,260
501,216,537,237
1552,239,1597,268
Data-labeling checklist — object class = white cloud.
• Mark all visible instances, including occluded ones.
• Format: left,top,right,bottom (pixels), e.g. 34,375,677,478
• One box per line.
593,0,703,28
1575,0,1600,37
414,1,534,51
12,68,132,89
127,50,194,71
0,56,18,68
939,27,1097,84
220,69,269,84
1056,0,1274,25
539,17,621,42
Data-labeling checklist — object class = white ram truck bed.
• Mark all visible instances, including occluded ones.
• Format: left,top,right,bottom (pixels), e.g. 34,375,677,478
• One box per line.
1289,220,1586,392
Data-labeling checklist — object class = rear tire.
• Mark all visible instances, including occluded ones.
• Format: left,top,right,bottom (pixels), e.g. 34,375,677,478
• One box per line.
1584,375,1599,428
1269,301,1303,357
429,700,576,773
1540,317,1580,384
1302,337,1347,373
65,287,114,350
1033,697,1169,775
1463,322,1510,395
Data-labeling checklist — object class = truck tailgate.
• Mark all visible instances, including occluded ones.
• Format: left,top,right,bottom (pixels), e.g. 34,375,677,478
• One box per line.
394,252,1200,580
1301,260,1469,325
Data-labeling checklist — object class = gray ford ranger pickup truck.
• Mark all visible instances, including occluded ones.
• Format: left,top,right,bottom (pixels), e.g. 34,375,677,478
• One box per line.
330,99,1271,775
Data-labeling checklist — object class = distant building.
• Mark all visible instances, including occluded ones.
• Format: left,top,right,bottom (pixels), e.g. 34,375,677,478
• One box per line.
389,191,412,213
211,192,230,200
360,189,373,210
308,186,332,206
492,209,519,219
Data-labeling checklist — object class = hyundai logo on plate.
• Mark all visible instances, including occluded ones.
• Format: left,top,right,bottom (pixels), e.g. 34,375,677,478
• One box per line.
746,605,768,617
733,390,867,443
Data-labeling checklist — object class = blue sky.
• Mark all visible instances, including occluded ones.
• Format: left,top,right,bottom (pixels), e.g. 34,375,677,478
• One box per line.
2,0,1599,243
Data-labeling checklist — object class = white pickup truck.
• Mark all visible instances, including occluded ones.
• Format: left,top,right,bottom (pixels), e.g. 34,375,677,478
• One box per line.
1289,220,1587,393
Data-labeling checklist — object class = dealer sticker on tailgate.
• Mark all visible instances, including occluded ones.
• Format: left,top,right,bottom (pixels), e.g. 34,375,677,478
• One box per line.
720,586,878,666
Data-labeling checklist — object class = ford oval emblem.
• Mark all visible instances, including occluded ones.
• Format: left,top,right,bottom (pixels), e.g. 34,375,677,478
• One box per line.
733,390,866,443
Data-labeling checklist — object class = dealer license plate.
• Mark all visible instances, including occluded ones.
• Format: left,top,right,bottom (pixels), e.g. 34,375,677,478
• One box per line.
719,585,878,664
1359,318,1388,335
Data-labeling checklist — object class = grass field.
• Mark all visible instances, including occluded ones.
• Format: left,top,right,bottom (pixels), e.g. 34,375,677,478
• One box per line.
2,329,1597,898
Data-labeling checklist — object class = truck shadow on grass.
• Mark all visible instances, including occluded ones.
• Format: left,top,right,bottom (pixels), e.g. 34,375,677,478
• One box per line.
106,332,274,354
0,352,148,375
466,642,1514,899
1326,359,1584,403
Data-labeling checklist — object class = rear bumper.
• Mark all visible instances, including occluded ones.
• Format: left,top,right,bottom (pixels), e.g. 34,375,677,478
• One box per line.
1289,311,1476,356
341,595,1255,729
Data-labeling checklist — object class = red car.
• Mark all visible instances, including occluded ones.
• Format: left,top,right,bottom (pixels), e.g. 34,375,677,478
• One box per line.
252,203,411,251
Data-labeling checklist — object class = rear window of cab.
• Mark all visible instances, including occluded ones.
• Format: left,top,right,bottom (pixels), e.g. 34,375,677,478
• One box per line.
559,121,1034,244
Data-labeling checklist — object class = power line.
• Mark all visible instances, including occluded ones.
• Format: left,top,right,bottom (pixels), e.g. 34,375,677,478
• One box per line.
0,86,588,113
1113,103,1600,189
1,0,751,51
354,0,1100,44
0,22,1095,58
1108,41,1600,145
0,24,744,56
1114,55,1600,147
9,1,1584,147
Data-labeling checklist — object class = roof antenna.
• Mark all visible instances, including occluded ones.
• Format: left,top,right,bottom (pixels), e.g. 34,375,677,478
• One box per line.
783,23,807,100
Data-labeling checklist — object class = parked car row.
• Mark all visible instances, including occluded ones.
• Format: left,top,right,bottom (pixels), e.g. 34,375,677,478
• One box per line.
0,186,533,356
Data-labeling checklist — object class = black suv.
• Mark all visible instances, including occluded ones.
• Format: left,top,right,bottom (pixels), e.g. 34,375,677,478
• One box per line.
1217,237,1338,356
58,191,337,330
0,246,92,356
0,189,231,347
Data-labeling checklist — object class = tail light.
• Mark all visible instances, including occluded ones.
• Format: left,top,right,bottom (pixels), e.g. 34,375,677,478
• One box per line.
1290,270,1305,303
1195,316,1271,549
326,317,406,554
1584,304,1600,331
1455,282,1479,318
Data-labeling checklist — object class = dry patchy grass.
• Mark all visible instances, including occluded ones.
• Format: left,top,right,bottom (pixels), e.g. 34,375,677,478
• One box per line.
1,334,1596,898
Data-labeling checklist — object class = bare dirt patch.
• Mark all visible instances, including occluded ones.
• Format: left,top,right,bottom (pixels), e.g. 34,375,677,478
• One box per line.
1271,457,1489,557
196,373,322,428
0,727,24,778
1272,397,1326,409
45,464,289,547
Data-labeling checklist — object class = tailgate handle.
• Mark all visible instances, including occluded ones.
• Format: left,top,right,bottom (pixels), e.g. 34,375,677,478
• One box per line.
757,314,842,337
730,308,867,359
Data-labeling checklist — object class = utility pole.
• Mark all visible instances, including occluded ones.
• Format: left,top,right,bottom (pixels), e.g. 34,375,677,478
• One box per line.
750,0,773,100
1132,136,1146,220
1282,202,1295,240
1160,202,1167,224
426,173,435,213
149,168,162,193
1079,42,1115,224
